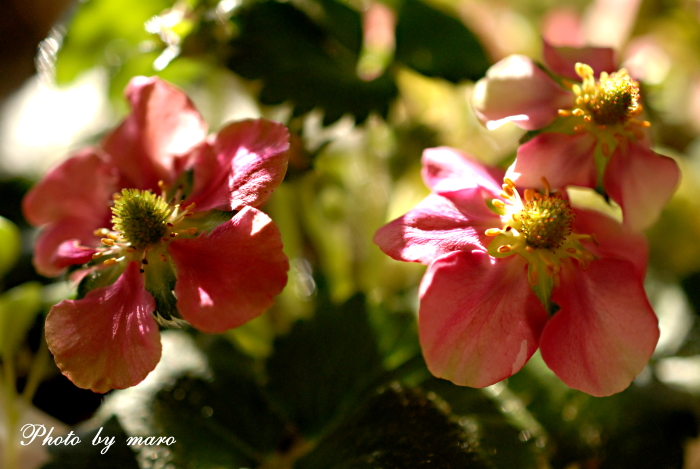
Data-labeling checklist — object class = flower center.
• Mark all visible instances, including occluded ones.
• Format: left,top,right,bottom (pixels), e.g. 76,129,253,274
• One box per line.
558,63,648,136
485,178,597,312
518,193,573,250
111,189,170,249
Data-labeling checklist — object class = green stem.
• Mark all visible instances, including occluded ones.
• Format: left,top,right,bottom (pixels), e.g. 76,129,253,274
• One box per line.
22,336,49,405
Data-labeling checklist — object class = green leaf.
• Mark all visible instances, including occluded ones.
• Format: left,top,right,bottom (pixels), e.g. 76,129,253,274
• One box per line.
422,379,546,469
0,282,43,358
265,294,385,436
294,383,492,469
55,0,170,85
41,416,139,469
0,216,20,278
395,0,491,83
152,335,289,467
226,0,398,125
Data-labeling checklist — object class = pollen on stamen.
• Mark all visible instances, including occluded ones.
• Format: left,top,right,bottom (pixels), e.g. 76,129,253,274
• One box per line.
485,228,501,236
103,258,118,266
101,238,115,246
497,245,512,253
493,199,506,210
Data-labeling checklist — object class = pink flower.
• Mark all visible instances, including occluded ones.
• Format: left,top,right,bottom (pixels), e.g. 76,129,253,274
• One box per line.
472,42,679,232
374,147,659,397
23,76,290,393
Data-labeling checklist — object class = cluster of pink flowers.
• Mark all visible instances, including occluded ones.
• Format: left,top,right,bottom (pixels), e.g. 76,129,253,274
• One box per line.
374,43,680,396
24,77,290,393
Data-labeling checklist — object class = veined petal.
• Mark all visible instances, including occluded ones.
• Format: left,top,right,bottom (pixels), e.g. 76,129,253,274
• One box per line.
419,251,548,388
45,262,161,393
603,142,680,232
572,208,648,276
169,206,289,333
472,55,573,130
543,41,617,80
540,259,659,397
33,217,108,277
507,132,597,189
421,147,503,195
22,149,115,227
186,119,290,212
374,194,494,264
102,76,208,190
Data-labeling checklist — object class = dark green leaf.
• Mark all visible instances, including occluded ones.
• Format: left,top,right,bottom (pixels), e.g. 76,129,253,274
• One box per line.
226,1,398,124
41,416,139,469
265,294,384,436
152,335,289,467
422,379,546,469
395,0,491,82
295,383,492,469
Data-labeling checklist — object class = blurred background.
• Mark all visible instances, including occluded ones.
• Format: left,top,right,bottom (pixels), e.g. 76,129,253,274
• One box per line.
3,0,700,467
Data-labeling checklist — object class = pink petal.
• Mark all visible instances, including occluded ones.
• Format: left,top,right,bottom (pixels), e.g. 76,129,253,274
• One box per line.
421,147,504,195
572,208,648,276
507,132,597,189
53,240,99,269
45,262,161,393
543,41,617,80
22,149,115,227
373,193,495,264
102,76,208,190
603,141,680,232
540,259,659,397
419,251,548,388
472,55,573,130
186,119,290,212
169,206,289,333
33,218,107,277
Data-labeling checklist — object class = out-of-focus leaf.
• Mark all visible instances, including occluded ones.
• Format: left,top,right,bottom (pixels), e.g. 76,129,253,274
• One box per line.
0,282,43,358
395,0,490,82
0,216,21,277
55,0,170,85
226,0,398,125
423,379,546,469
41,416,139,469
265,294,384,436
294,383,492,469
152,335,289,467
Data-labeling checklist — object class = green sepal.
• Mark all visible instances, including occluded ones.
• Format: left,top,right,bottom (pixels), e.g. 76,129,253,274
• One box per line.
76,265,124,300
143,251,180,323
528,262,555,316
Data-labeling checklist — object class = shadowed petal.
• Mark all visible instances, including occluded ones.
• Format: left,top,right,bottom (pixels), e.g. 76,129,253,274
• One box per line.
572,208,648,276
603,142,680,232
507,132,597,189
186,119,290,211
374,194,495,264
102,76,208,190
540,259,659,397
22,149,115,227
543,41,617,80
419,251,548,388
472,55,573,130
169,206,289,333
45,262,161,393
421,147,504,195
33,217,108,277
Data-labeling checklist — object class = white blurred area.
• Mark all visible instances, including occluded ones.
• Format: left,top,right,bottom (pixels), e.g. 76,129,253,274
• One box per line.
0,70,111,178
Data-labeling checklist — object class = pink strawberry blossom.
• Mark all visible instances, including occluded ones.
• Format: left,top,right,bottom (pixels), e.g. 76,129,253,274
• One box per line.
374,146,659,397
472,42,679,232
23,76,290,393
